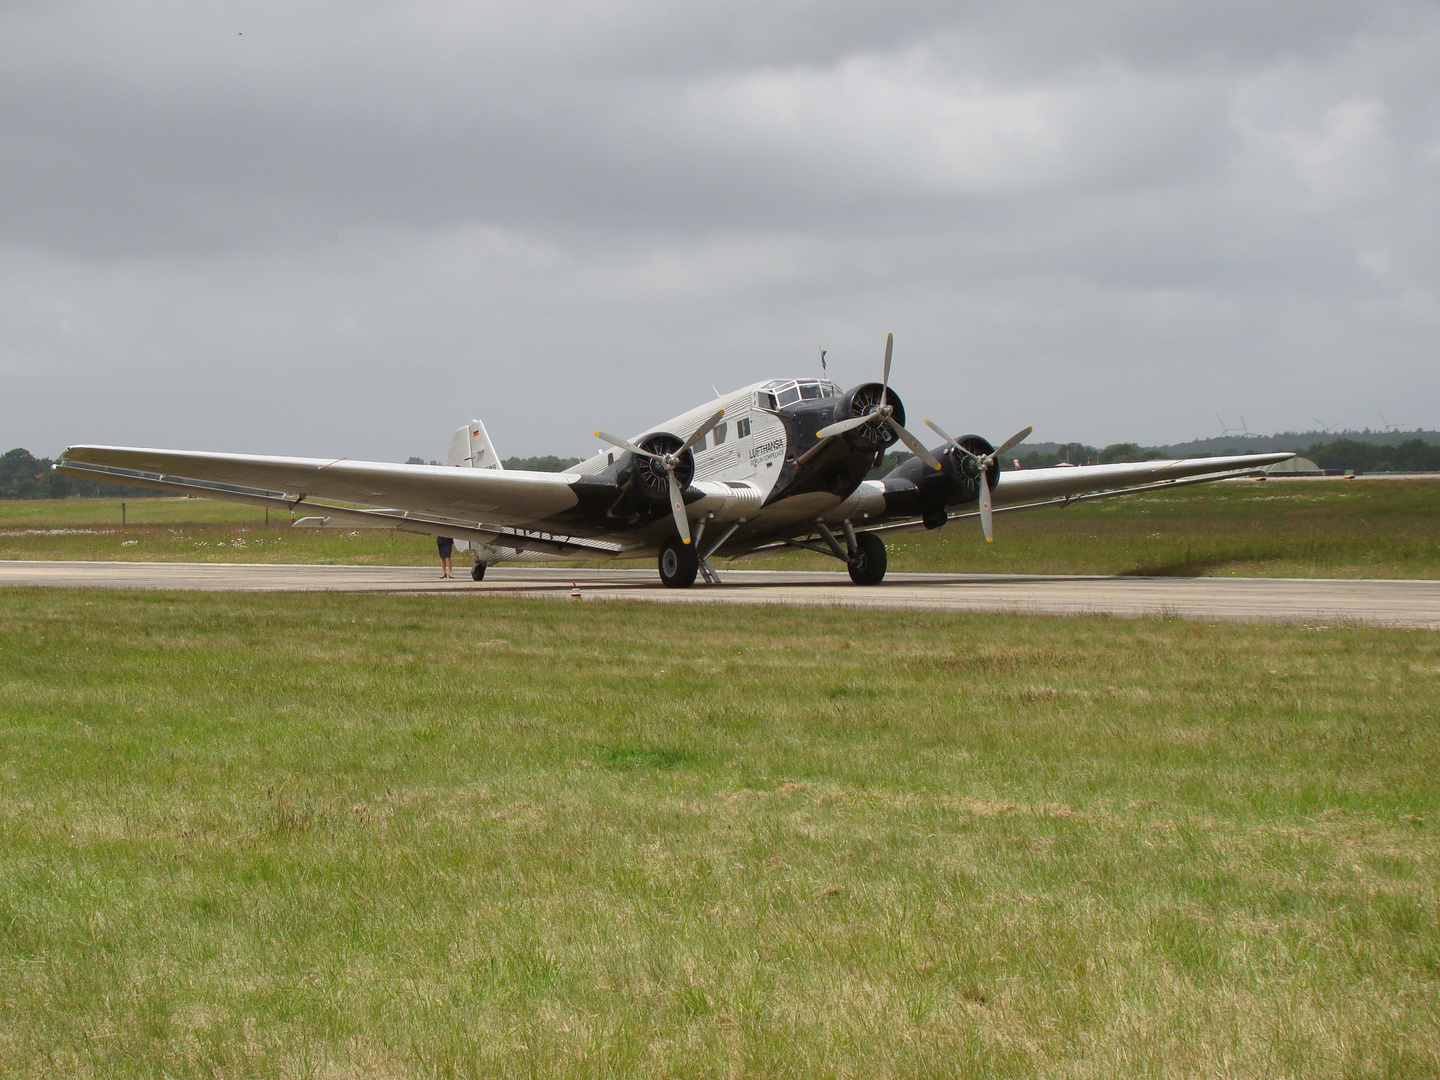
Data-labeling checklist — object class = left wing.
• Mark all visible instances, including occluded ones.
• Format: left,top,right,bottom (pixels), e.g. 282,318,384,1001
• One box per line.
866,457,1288,539
990,453,1294,506
740,452,1295,554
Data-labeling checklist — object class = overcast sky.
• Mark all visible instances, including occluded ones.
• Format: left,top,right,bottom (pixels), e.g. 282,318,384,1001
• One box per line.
3,1,1437,460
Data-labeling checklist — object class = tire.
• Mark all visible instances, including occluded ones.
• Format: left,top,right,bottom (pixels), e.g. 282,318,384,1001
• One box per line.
470,561,487,581
658,537,699,589
847,532,887,586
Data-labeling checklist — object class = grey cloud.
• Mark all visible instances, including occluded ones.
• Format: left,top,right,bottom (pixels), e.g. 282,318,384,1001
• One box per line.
1,0,1437,457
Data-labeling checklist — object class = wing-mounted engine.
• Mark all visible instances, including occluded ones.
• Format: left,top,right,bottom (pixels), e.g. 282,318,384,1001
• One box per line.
628,432,695,498
593,408,725,542
942,434,999,501
832,383,906,451
606,431,694,524
922,421,1033,541
884,433,999,521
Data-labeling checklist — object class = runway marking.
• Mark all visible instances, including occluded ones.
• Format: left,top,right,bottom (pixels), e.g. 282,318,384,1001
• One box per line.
2,561,1437,628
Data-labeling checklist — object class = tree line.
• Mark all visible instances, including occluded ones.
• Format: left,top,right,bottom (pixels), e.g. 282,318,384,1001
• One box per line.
6,437,1439,500
1,448,162,499
1303,438,1440,473
1012,438,1440,472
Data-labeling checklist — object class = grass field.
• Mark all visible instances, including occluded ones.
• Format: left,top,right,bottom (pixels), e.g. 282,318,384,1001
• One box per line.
2,589,1436,1077
3,477,1438,578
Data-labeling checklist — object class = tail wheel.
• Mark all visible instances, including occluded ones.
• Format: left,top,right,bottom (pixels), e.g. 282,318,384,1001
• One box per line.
847,532,887,586
471,561,487,581
658,536,699,589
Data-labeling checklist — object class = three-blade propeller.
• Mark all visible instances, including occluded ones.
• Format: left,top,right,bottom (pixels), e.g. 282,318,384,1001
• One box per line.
923,420,1033,542
816,334,943,471
594,408,725,544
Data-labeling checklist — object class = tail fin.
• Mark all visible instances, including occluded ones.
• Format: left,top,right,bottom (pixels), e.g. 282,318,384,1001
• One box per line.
446,420,503,470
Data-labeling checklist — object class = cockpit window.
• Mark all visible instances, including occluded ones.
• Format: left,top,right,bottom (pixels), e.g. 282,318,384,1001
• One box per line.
756,379,840,410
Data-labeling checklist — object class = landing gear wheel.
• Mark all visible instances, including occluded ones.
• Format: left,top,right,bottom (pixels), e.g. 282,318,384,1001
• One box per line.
470,561,487,582
658,537,699,589
847,532,887,586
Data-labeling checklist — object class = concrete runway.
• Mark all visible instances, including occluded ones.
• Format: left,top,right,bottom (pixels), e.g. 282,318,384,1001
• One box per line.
2,560,1437,627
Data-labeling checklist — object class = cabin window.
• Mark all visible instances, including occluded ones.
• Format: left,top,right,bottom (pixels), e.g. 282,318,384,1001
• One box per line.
692,433,707,452
713,422,727,445
736,418,751,438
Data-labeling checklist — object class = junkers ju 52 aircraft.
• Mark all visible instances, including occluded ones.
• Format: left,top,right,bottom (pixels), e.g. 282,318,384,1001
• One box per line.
56,336,1293,588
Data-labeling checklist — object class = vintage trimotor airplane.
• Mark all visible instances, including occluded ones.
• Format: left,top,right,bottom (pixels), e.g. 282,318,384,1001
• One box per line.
55,335,1293,587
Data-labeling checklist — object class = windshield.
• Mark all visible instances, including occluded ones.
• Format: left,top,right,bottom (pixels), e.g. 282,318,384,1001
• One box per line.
755,379,840,410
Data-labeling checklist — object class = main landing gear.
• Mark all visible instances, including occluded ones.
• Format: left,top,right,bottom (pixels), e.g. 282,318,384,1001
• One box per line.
657,526,886,588
471,559,487,581
807,520,888,586
658,536,699,589
845,532,887,586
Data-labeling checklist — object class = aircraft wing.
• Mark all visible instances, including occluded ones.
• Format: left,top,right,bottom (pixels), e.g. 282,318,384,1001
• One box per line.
55,445,587,529
989,452,1295,507
862,452,1296,539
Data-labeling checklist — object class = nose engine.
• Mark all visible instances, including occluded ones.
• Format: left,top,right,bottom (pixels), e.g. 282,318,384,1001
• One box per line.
832,382,906,451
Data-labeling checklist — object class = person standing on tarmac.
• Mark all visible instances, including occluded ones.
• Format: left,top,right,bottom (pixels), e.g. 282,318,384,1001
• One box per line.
436,536,455,578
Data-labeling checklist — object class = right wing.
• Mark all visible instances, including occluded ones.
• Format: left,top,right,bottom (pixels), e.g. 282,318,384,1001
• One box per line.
56,445,582,525
54,445,631,556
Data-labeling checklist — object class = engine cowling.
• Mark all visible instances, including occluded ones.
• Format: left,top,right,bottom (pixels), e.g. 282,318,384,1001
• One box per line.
833,382,906,450
944,434,1000,499
626,432,695,499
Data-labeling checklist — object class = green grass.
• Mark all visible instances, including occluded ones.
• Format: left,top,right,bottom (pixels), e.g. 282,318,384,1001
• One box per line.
761,477,1440,579
2,477,1439,577
0,497,438,565
1,589,1437,1077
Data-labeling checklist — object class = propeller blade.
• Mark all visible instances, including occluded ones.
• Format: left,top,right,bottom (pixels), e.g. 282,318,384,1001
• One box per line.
978,468,993,542
594,430,660,459
923,418,956,446
992,426,1033,459
680,409,725,454
925,418,982,461
881,332,893,398
885,418,943,470
816,413,875,440
667,468,691,544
